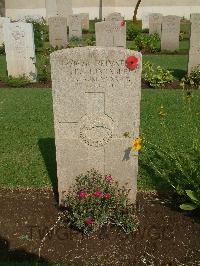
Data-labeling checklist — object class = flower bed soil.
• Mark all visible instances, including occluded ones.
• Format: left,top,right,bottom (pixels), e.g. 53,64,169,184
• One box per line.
0,188,199,265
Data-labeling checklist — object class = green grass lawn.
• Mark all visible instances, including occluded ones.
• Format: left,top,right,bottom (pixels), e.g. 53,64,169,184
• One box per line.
1,88,199,192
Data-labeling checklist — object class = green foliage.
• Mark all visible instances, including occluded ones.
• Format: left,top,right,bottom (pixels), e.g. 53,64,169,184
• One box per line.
36,48,54,82
127,23,141,40
0,75,31,87
0,43,5,55
180,65,200,90
68,36,82,47
84,35,96,46
135,33,160,53
26,18,48,51
179,31,184,41
64,170,138,234
180,190,200,211
142,61,174,88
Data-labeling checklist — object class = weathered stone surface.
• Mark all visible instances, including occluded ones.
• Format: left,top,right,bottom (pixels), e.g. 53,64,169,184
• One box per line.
50,47,142,204
142,13,149,29
161,15,181,52
57,0,73,18
68,14,82,39
48,17,68,48
80,13,89,30
0,17,10,45
188,13,200,74
106,12,123,21
95,21,126,48
3,22,36,81
149,13,163,36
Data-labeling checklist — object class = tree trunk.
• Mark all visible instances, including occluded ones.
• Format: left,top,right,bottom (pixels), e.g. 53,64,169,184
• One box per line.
133,0,142,22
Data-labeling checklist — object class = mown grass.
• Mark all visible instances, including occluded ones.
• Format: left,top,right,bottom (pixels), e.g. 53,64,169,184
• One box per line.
0,88,199,192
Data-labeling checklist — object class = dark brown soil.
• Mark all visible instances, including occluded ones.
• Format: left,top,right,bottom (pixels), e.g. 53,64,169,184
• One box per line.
0,189,199,265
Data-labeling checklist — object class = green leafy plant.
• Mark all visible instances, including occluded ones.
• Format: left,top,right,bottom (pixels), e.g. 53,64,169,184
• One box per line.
180,190,200,211
0,75,31,87
135,33,160,53
26,18,48,51
36,48,53,82
64,170,138,234
142,61,174,88
127,23,141,40
68,36,82,47
84,35,96,46
179,31,184,41
0,43,5,55
180,65,200,90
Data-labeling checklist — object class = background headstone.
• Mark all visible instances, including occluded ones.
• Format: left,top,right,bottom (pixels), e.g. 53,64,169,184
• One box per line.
188,13,200,74
49,17,68,48
106,12,123,21
95,21,126,48
50,47,142,204
68,14,82,39
80,13,89,31
142,13,149,30
161,15,181,52
57,0,73,18
149,13,163,36
0,17,10,46
3,22,37,81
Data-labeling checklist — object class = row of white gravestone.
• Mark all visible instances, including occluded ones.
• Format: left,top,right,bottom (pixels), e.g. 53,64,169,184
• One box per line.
48,13,90,48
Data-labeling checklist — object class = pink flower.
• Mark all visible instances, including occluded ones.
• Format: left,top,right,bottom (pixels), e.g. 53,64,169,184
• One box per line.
85,217,94,225
103,193,110,199
78,190,87,198
94,191,102,197
105,175,112,182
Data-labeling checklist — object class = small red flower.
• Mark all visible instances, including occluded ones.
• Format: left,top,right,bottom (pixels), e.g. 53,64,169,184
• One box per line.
126,55,139,70
85,217,94,225
103,193,110,199
121,20,125,27
105,175,112,182
78,190,87,198
94,191,102,197
95,202,99,206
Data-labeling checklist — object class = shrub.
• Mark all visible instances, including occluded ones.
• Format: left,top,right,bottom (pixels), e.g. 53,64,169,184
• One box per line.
64,170,138,234
68,36,82,48
142,61,174,88
84,35,96,46
1,75,31,87
36,48,53,82
135,33,160,53
127,23,141,40
26,18,48,51
0,43,5,55
180,65,200,90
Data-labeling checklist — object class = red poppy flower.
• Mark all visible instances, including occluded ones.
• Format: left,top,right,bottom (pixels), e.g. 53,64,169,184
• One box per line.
78,190,87,198
126,55,139,70
103,193,110,199
121,20,125,27
85,217,94,225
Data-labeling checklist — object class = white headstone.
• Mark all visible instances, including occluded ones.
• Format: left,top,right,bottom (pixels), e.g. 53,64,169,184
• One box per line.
142,13,149,29
49,17,68,48
3,22,37,81
149,13,163,37
80,13,89,31
95,21,126,48
188,14,200,74
161,15,181,52
50,47,142,204
68,14,82,39
0,17,10,46
106,12,123,21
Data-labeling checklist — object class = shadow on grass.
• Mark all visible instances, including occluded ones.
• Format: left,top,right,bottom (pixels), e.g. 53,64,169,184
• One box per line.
172,68,187,79
38,138,58,203
0,235,48,265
